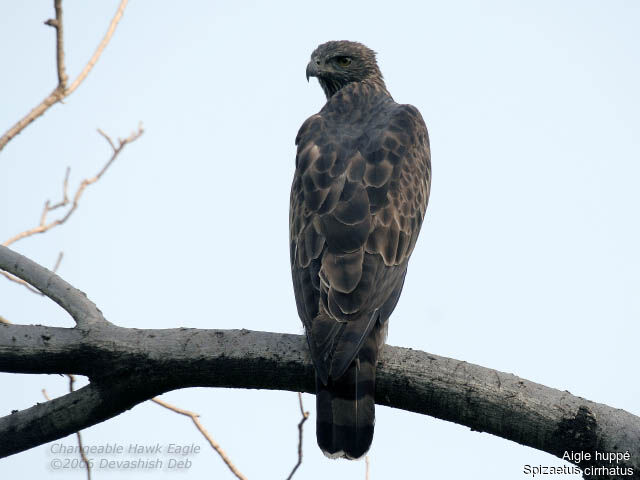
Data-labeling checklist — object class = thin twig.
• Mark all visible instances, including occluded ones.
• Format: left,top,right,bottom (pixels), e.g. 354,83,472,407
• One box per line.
48,167,71,211
0,0,130,153
1,126,142,293
43,382,92,480
151,397,248,480
2,124,143,249
0,270,43,295
43,0,68,89
365,456,370,480
68,376,92,480
52,252,64,273
286,393,310,480
65,0,128,96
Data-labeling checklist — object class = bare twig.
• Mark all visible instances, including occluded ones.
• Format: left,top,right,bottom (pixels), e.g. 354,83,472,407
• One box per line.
0,0,130,152
1,126,141,294
43,380,92,480
0,271,42,295
52,252,64,273
365,456,370,480
68,375,92,480
43,0,68,89
286,393,310,480
48,167,71,211
2,125,143,249
151,397,247,480
65,0,128,97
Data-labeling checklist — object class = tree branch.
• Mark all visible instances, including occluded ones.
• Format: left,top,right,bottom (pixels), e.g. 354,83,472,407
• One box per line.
285,393,309,480
43,0,68,90
65,0,128,97
0,320,638,476
0,246,107,329
0,248,638,478
0,0,129,153
43,384,92,480
3,125,143,249
1,124,142,298
151,397,247,480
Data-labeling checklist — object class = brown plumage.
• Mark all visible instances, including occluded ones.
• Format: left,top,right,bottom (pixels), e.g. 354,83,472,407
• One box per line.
290,41,431,459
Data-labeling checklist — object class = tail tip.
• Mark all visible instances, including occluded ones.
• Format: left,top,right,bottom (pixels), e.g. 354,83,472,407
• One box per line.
320,448,369,460
317,422,374,460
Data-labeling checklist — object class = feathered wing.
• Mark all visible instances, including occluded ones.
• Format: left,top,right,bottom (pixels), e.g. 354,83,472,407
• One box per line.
290,85,430,459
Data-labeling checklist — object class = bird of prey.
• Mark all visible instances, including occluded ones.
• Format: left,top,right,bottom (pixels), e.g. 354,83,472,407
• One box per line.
290,41,431,459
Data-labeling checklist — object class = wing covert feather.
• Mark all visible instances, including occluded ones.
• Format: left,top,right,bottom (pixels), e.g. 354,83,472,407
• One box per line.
290,83,430,379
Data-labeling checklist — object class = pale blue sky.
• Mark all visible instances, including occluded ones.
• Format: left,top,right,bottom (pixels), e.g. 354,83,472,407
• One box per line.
1,1,639,479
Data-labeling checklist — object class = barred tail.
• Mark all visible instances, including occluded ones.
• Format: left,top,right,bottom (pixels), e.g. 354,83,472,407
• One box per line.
315,329,379,459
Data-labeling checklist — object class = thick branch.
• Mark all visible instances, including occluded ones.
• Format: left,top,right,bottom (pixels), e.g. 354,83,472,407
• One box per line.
0,246,107,328
1,370,163,457
0,322,638,477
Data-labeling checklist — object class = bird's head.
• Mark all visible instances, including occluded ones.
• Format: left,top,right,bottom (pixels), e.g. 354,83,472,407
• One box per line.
306,41,383,99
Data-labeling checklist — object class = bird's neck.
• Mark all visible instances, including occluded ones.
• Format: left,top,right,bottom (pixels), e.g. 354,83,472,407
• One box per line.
321,76,389,101
320,79,394,122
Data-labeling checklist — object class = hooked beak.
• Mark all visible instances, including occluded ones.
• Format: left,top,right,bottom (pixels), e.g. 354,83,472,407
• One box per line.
306,61,319,82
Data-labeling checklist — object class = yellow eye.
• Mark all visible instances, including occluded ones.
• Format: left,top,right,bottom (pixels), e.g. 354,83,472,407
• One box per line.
335,56,352,67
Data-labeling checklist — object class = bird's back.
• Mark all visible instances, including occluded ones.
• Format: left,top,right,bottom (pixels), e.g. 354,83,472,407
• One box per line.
290,77,430,459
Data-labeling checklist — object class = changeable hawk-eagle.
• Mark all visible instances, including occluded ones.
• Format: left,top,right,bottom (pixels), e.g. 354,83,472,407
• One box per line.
289,40,431,459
